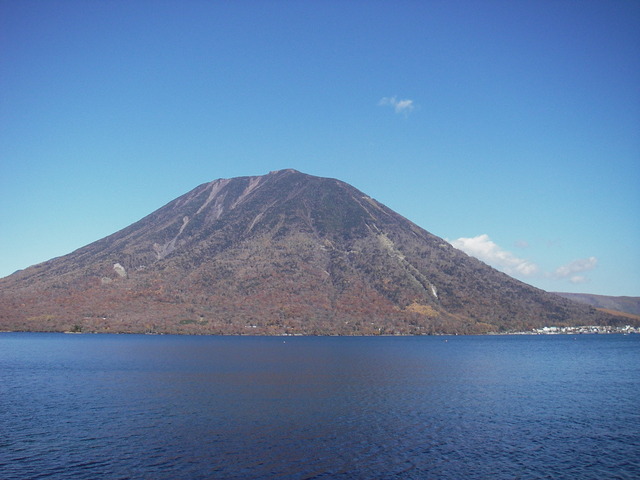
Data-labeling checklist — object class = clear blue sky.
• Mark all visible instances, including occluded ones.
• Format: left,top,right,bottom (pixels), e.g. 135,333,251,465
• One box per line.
1,0,639,296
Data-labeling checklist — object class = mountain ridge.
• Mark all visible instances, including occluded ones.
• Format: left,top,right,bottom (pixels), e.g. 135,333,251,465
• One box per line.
0,169,631,335
553,292,640,316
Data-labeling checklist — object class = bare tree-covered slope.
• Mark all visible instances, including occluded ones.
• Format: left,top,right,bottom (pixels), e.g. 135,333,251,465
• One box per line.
0,169,629,334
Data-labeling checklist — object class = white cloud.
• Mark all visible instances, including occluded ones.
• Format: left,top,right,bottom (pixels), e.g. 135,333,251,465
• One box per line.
450,234,539,277
378,96,415,115
451,235,601,287
569,275,590,284
553,257,598,279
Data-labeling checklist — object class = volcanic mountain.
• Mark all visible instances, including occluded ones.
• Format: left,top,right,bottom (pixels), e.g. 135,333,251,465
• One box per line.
0,169,627,334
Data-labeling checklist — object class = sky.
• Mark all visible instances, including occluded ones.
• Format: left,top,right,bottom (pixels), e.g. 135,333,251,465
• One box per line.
1,0,639,296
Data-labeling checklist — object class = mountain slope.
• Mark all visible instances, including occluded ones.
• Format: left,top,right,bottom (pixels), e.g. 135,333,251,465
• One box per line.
0,169,628,334
553,292,640,316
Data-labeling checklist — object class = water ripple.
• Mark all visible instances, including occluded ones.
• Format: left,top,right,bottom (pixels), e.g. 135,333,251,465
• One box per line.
1,334,639,479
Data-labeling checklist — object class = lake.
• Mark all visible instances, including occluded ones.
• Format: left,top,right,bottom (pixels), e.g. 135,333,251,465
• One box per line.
1,333,639,479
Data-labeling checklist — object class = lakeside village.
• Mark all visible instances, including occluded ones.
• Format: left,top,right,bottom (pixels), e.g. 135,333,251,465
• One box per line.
510,325,639,335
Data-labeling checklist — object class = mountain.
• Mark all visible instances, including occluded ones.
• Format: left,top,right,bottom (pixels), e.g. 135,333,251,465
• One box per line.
553,292,640,317
0,169,630,335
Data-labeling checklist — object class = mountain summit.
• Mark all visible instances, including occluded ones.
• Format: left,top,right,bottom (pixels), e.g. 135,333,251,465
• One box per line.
0,169,626,334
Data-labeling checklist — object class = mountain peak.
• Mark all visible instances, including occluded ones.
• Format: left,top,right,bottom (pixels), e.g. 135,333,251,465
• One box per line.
268,168,302,175
0,171,630,335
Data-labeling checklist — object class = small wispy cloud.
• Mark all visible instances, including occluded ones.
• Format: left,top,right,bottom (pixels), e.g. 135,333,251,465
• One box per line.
553,257,598,284
450,234,539,277
451,234,599,286
568,276,589,284
378,96,415,115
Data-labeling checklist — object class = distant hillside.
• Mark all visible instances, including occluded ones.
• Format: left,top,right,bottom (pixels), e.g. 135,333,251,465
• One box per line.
0,169,631,335
553,293,640,317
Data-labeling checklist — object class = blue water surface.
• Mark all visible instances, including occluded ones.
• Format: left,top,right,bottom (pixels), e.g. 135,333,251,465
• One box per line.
1,333,639,479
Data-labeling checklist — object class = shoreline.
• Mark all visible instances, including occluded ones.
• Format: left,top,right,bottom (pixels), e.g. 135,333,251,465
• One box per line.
1,325,638,336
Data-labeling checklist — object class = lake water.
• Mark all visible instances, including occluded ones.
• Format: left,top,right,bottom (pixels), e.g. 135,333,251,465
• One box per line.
1,333,639,479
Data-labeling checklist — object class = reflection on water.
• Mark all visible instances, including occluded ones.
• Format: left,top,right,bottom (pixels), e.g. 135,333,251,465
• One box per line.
1,334,639,479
